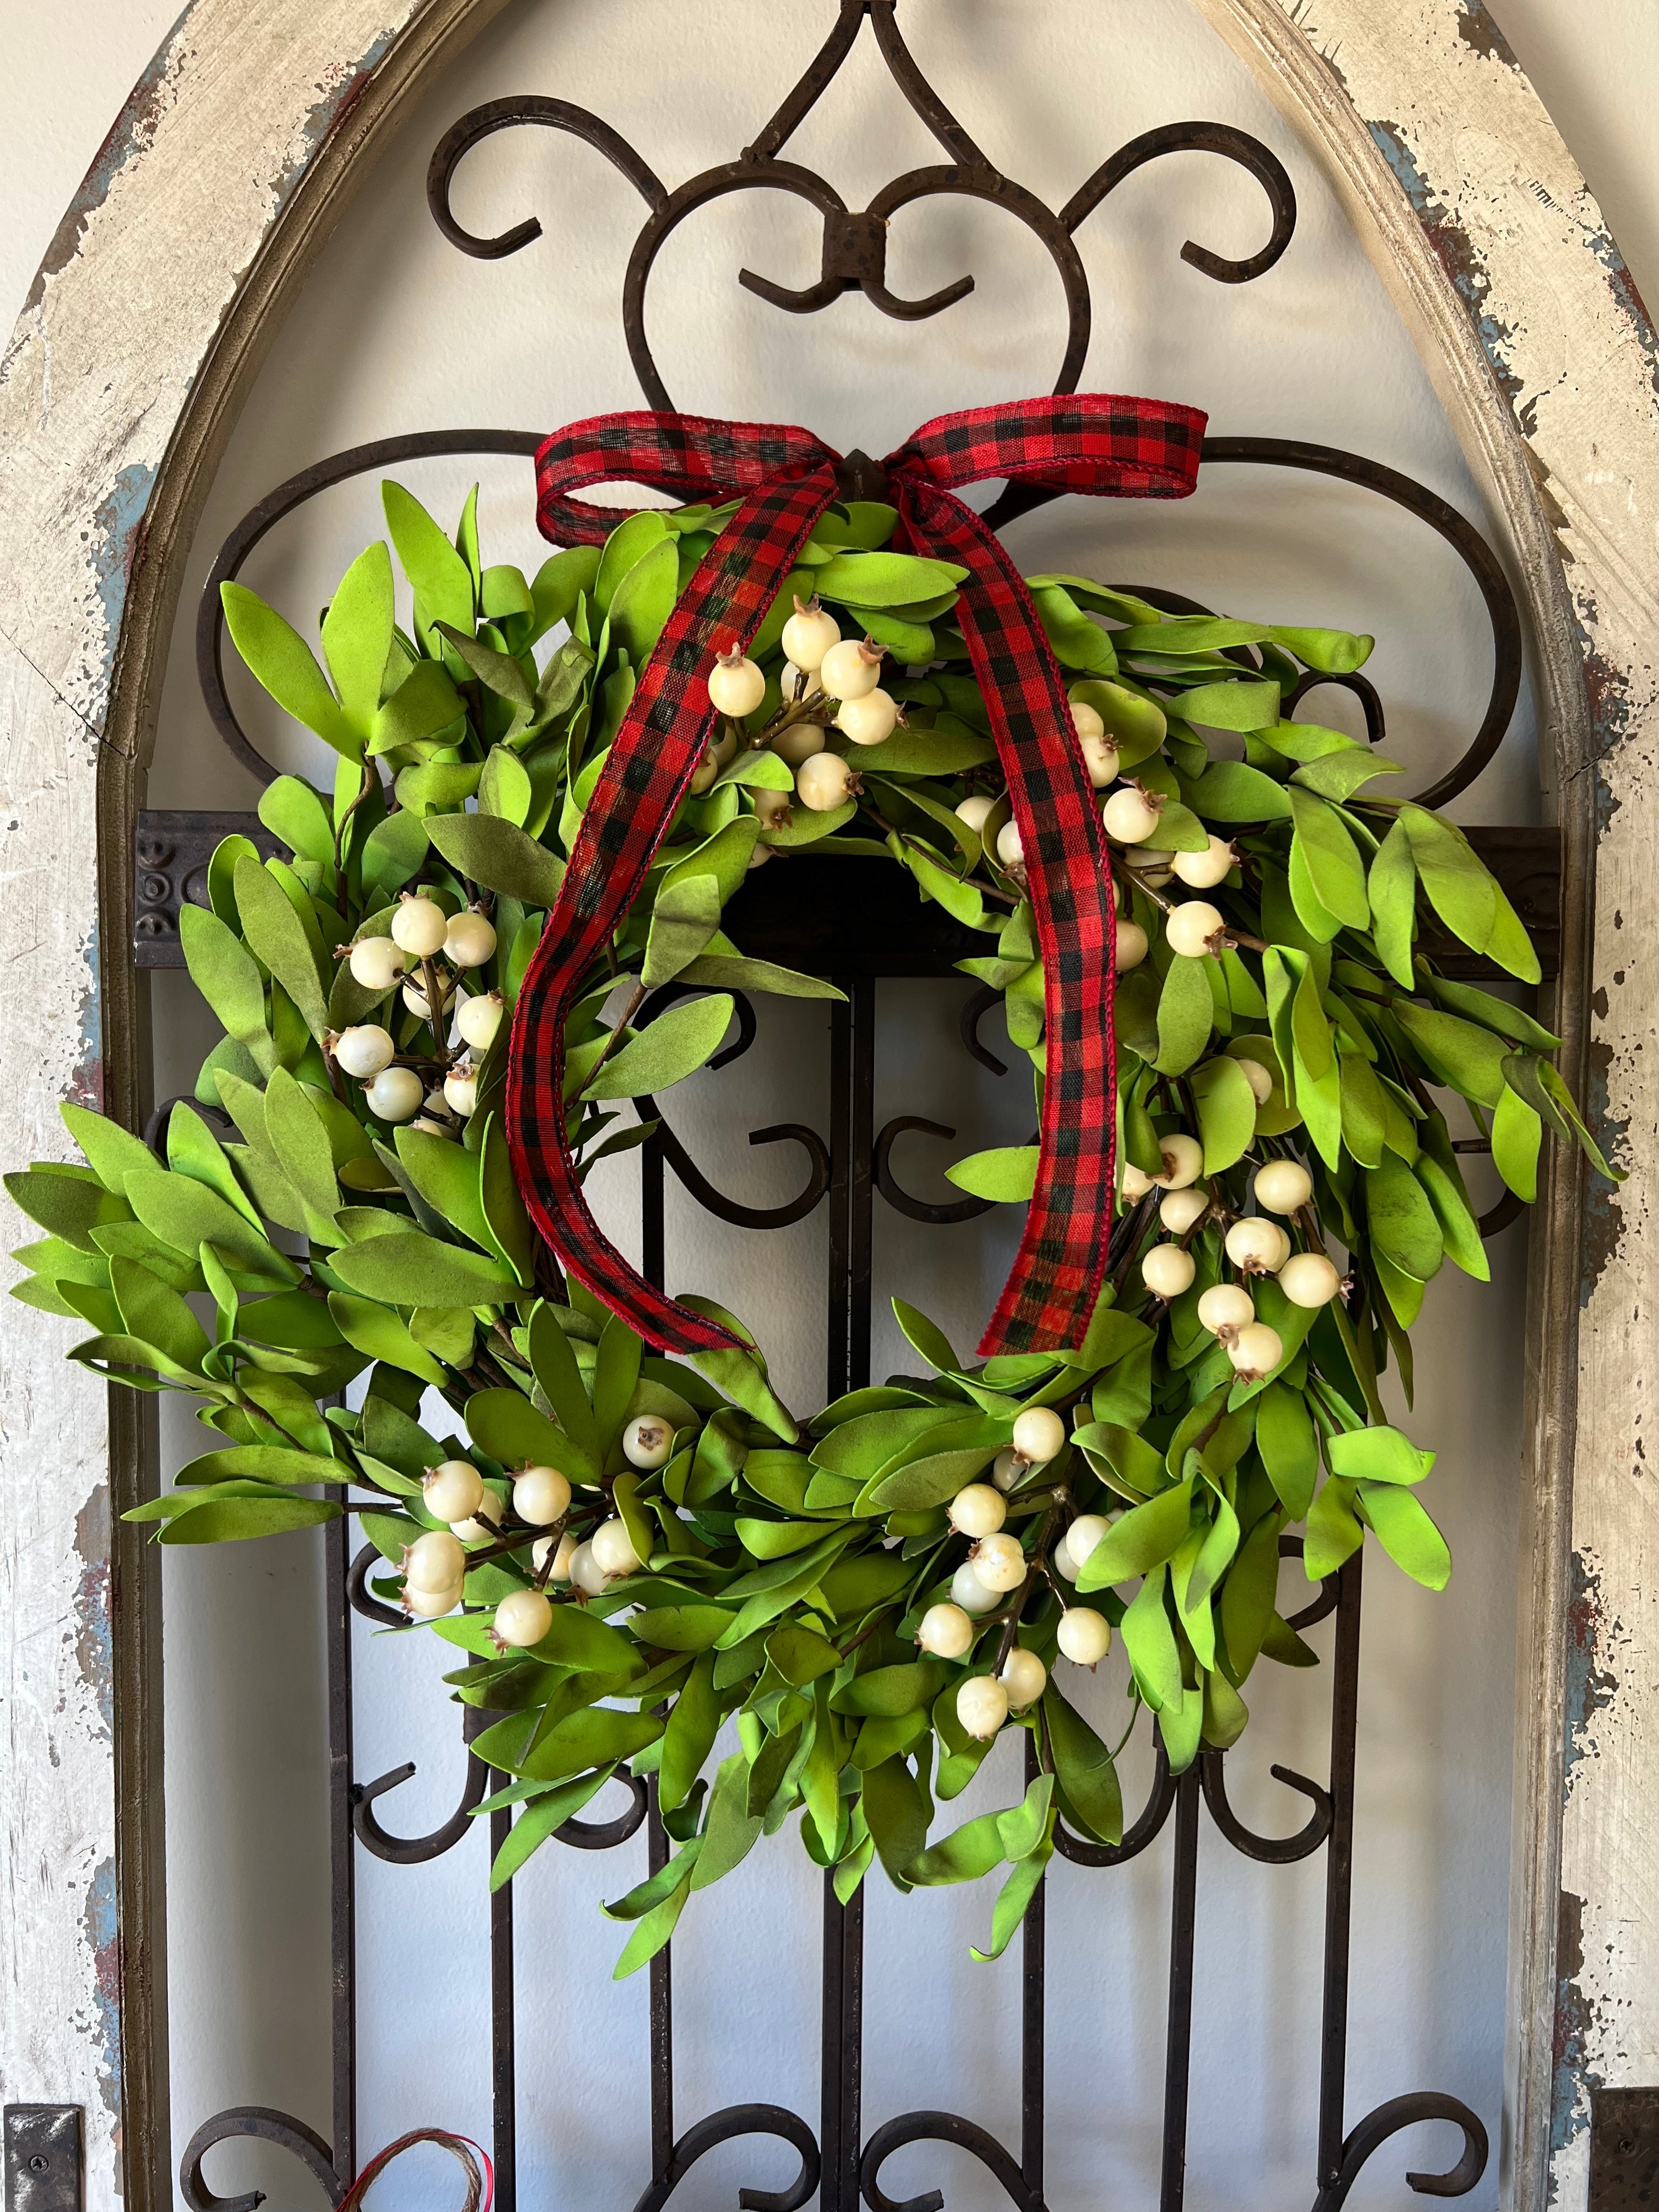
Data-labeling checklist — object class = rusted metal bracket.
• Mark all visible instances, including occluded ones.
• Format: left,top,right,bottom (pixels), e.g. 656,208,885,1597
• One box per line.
1590,2087,1659,2210
3,2108,82,2212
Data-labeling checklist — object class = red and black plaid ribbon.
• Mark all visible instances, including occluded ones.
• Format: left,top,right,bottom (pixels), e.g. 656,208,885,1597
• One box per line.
506,395,1205,1357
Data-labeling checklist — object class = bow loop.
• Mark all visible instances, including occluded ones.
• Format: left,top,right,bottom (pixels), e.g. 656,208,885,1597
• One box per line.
535,410,837,545
510,392,1205,1359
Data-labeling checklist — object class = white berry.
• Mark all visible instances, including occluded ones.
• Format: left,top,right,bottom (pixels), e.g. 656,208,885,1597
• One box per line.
820,637,884,701
1080,733,1121,788
1155,1134,1204,1189
445,909,497,968
494,1589,553,1648
456,991,505,1052
1197,1282,1255,1336
1064,1514,1112,1575
423,1458,484,1522
1114,919,1149,972
591,1516,644,1577
955,794,997,837
990,1446,1024,1493
950,1561,1000,1615
1054,1540,1080,1583
1165,901,1225,959
452,1493,504,1545
348,936,408,991
957,1674,1010,1740
1235,1057,1275,1105
513,1465,571,1526
569,1541,608,1596
772,721,825,766
1121,1164,1158,1201
532,1530,578,1581
402,967,455,1020
781,597,840,672
690,744,724,794
1228,1321,1284,1378
1172,835,1237,890
1012,1406,1065,1465
404,1528,466,1592
1057,1607,1112,1664
796,752,857,811
1159,1187,1209,1235
443,1063,479,1119
622,1416,673,1470
996,820,1025,869
835,689,899,746
999,1647,1047,1709
1255,1159,1313,1215
1226,1217,1290,1275
707,651,766,718
752,786,794,831
410,1115,451,1136
1070,699,1106,741
392,893,449,958
366,1065,424,1122
948,1483,1006,1538
1102,786,1163,844
1142,1243,1197,1299
1280,1251,1343,1308
918,1602,975,1659
970,1532,1027,1592
334,1024,395,1080
404,1579,462,1618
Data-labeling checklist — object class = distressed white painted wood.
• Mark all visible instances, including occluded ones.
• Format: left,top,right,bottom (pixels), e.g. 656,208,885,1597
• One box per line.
1,0,1652,2204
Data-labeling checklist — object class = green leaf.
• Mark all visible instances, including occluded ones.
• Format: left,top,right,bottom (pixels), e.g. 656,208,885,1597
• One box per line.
110,1256,211,1373
434,622,535,716
1155,956,1215,1076
125,1168,296,1282
1256,1383,1317,1518
519,1705,664,1785
327,1293,446,1385
1288,789,1368,929
1328,1425,1434,1486
904,1806,1008,1886
1177,679,1280,731
157,1494,341,1543
1363,1157,1443,1282
970,1831,1053,1963
1401,808,1538,980
1304,1479,1364,1580
1289,749,1401,802
1536,1058,1623,1182
944,1146,1037,1202
424,812,565,909
234,856,329,1041
1190,1054,1257,1173
179,905,275,1075
329,1232,517,1308
1492,1086,1542,1203
585,994,735,1101
383,481,475,636
1367,820,1417,987
1359,1482,1452,1589
172,1443,342,1487
678,953,844,1001
643,874,723,988
1042,1688,1122,1846
1119,1565,1183,1709
815,550,962,608
321,542,394,734
370,660,466,757
608,536,680,664
1181,760,1294,825
489,1768,617,1891
1426,975,1561,1053
689,1753,765,1891
221,582,358,758
861,1755,930,1891
1075,1480,1193,1589
1392,1004,1507,1109
60,1104,157,1195
478,747,534,826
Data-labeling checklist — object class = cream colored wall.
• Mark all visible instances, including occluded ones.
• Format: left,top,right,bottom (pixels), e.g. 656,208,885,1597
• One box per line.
3,6,1656,2211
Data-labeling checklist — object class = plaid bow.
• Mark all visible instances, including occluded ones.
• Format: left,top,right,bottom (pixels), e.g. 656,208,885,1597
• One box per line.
507,394,1206,1357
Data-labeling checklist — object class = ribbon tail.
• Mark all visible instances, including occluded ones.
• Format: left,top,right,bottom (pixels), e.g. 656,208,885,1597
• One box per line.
896,478,1118,1357
505,470,839,1354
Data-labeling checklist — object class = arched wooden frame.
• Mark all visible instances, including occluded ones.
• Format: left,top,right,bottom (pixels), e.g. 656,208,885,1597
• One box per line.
0,3,1647,2207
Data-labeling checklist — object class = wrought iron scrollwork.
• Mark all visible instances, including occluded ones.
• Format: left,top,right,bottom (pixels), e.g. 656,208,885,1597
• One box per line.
178,2107,344,2212
1311,2092,1489,2208
427,0,1293,409
630,2106,821,2212
859,2110,1041,2212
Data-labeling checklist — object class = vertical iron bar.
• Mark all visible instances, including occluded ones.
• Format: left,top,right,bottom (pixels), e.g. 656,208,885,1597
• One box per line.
326,1516,356,2184
491,1806,516,2212
1021,1736,1046,2200
1316,1551,1363,2191
641,1127,664,1294
821,979,873,2210
648,1781,675,2181
1159,1765,1202,2212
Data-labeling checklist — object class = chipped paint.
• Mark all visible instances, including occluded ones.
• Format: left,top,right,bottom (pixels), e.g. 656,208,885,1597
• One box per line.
81,1857,122,2126
74,1482,113,1742
1562,1553,1621,1788
1552,1889,1599,2179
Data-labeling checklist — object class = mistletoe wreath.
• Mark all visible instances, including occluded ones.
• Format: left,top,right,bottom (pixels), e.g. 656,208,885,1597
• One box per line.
9,396,1611,1970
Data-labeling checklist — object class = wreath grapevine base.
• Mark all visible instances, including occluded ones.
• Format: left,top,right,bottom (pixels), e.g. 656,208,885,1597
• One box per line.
9,427,1612,1974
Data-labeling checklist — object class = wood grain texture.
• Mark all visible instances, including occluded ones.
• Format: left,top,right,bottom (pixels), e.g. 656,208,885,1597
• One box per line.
2,0,1652,2204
